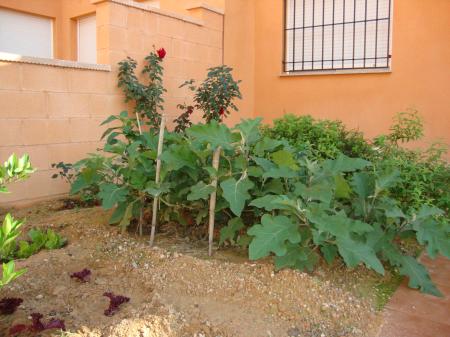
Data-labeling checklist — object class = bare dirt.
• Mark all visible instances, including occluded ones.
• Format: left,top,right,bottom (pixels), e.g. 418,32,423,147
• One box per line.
0,200,384,337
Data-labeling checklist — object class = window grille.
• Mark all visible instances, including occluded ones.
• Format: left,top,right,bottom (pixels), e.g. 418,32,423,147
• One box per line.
284,0,392,72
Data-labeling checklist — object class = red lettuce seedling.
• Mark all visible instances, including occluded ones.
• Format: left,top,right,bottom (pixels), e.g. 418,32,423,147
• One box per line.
9,312,65,336
9,324,27,336
0,298,23,315
103,292,130,316
70,268,91,282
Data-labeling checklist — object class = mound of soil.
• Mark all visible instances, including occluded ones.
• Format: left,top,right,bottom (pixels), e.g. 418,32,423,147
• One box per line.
0,201,383,337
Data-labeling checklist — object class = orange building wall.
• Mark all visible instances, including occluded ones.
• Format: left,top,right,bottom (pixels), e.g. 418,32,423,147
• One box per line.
224,0,450,151
0,1,224,205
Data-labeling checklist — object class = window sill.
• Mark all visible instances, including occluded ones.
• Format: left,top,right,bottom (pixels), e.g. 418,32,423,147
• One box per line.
0,52,111,71
280,67,391,77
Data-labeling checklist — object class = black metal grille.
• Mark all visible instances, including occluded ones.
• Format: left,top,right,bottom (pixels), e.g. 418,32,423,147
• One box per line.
284,0,392,72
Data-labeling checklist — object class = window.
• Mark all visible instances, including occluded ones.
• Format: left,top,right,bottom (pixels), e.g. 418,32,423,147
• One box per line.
284,0,392,73
0,8,53,58
77,15,97,63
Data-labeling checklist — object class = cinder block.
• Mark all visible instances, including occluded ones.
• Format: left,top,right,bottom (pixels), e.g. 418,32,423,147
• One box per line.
157,16,186,40
0,119,22,146
0,90,46,119
0,62,21,90
22,64,70,92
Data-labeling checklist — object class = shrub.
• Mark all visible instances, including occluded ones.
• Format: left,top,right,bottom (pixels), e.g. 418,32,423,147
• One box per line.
70,52,449,296
262,114,372,160
262,111,450,215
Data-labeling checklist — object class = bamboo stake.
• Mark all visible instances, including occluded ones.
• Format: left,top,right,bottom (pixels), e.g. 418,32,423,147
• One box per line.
208,146,221,256
135,113,144,236
149,116,166,247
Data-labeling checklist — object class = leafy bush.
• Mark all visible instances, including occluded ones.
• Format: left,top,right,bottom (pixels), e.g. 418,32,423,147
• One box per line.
262,114,372,160
70,52,449,296
262,111,450,214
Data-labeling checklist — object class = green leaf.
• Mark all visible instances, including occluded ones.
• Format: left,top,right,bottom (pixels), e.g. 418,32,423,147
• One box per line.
247,215,301,260
98,183,129,209
271,150,298,170
414,218,450,259
109,203,127,225
323,154,371,174
307,211,373,238
253,157,276,172
274,243,319,272
160,144,197,171
351,172,375,199
253,137,284,156
399,256,442,297
235,118,262,145
336,236,384,275
187,181,215,201
375,169,400,193
250,195,284,211
294,181,333,205
219,218,244,245
334,174,352,199
187,121,235,150
220,177,254,216
321,244,338,265
262,167,297,179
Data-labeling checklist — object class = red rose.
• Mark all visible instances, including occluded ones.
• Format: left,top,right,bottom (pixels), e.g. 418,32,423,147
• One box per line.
219,107,225,115
157,48,166,59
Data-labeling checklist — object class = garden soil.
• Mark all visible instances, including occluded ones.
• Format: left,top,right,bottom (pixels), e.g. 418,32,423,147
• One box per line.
0,201,383,337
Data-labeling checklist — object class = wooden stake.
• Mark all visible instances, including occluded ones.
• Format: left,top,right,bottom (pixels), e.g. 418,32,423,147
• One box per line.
208,146,221,256
136,113,144,236
149,116,166,247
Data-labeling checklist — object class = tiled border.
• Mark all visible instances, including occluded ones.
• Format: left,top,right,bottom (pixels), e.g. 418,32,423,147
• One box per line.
0,52,111,71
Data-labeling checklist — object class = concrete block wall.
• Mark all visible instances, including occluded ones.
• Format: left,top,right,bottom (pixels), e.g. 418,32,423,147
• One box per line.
0,0,224,205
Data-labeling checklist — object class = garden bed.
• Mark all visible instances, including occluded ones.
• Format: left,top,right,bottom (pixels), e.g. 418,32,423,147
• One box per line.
0,200,387,337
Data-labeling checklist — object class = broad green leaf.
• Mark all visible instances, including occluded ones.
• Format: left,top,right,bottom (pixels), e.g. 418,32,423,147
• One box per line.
307,211,373,238
250,195,284,211
187,181,215,201
247,215,301,260
109,202,127,225
271,150,298,170
253,137,284,156
334,174,352,199
274,242,305,270
98,183,129,209
263,167,297,179
414,218,450,259
253,157,276,172
144,182,170,197
323,154,371,174
160,144,197,171
336,236,385,275
186,121,235,150
351,172,375,199
321,244,338,265
219,218,244,245
235,118,262,145
399,256,442,297
375,170,400,193
294,181,333,205
220,177,254,216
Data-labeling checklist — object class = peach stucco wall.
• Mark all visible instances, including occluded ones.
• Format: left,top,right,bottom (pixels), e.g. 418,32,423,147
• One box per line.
0,0,224,205
224,0,450,150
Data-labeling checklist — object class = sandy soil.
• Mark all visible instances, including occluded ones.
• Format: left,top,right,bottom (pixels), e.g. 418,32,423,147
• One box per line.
0,200,383,337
